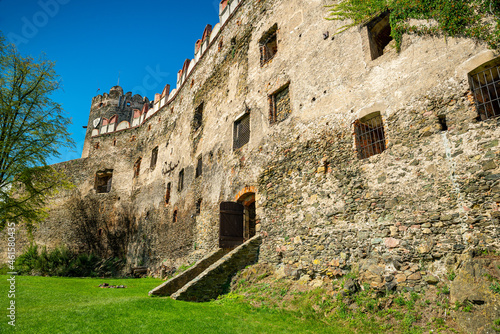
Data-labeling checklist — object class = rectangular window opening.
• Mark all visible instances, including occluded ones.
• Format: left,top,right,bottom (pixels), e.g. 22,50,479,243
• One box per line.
269,83,291,125
165,182,171,205
354,112,386,159
150,146,159,169
367,11,392,60
178,168,184,192
260,24,278,66
469,62,500,121
233,113,250,150
196,155,203,178
95,169,113,193
193,102,204,132
134,158,142,178
196,198,202,215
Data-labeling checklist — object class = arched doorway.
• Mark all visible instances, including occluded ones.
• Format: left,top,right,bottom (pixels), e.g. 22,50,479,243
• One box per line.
237,192,256,241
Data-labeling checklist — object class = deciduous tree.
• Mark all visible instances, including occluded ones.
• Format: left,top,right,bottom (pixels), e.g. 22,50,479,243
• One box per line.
0,33,74,231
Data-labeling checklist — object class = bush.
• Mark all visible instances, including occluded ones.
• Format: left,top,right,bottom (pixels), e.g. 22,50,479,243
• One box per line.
15,243,124,277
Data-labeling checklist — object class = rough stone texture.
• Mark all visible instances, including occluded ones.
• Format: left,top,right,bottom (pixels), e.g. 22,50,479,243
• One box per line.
149,248,228,296
450,256,500,334
0,0,499,297
171,235,262,302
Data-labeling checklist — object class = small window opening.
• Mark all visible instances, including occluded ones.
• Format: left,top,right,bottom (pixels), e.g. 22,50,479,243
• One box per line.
173,210,178,223
99,103,103,108
233,113,250,150
94,142,100,150
469,58,500,120
218,39,223,51
127,101,131,107
190,79,194,88
150,146,159,169
113,139,117,146
260,24,278,66
98,228,103,236
231,37,236,46
134,157,142,178
178,168,184,192
269,83,291,125
148,124,152,131
367,11,392,60
438,115,448,131
354,112,386,159
195,155,203,178
196,198,202,215
165,182,171,205
95,169,113,193
193,102,203,132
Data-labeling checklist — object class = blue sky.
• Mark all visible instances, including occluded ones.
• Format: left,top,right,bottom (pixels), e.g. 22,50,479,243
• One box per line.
0,0,221,164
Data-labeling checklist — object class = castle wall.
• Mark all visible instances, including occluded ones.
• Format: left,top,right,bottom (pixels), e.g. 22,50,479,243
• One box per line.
3,0,499,284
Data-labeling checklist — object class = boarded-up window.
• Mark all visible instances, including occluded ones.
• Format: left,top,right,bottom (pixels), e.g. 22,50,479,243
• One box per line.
260,24,278,66
233,113,250,150
134,158,142,178
193,102,203,131
367,11,392,60
165,182,171,204
469,59,500,120
354,112,386,159
269,84,291,124
195,155,203,178
178,168,184,192
95,169,113,193
150,146,158,169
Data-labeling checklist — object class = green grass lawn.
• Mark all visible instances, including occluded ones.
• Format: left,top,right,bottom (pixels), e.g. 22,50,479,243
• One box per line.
0,275,346,334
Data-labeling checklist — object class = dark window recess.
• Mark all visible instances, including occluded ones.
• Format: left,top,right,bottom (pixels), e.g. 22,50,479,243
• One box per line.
178,168,184,192
165,182,171,204
269,84,291,124
469,61,500,120
354,112,386,159
195,155,203,178
259,24,278,66
233,113,250,150
150,146,158,169
134,158,142,178
193,102,203,131
173,210,178,223
196,198,202,214
367,11,392,60
438,115,448,131
95,169,113,193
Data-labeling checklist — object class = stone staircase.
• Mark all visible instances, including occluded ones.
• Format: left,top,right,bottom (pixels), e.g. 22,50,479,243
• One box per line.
149,234,262,301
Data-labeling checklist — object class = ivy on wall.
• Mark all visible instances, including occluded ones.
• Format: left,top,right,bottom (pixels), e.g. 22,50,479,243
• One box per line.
326,0,500,51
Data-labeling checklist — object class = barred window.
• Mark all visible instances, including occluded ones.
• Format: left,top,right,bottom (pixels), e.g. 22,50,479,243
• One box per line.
269,83,291,125
95,170,113,193
259,24,278,66
196,155,203,178
150,146,158,169
367,11,392,61
469,59,500,121
233,113,250,150
193,102,203,131
178,168,184,192
354,112,386,159
134,158,142,178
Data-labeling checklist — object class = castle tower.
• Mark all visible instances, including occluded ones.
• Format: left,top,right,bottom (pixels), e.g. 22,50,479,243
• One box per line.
81,86,148,158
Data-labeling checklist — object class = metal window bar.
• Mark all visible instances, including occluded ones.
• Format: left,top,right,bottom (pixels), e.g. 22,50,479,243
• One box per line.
469,64,500,120
259,25,278,66
233,114,250,150
354,114,386,159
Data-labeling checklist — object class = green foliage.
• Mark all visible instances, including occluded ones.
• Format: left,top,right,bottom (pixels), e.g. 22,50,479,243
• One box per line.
0,33,74,230
490,281,500,294
326,0,500,51
447,270,456,281
15,243,124,277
